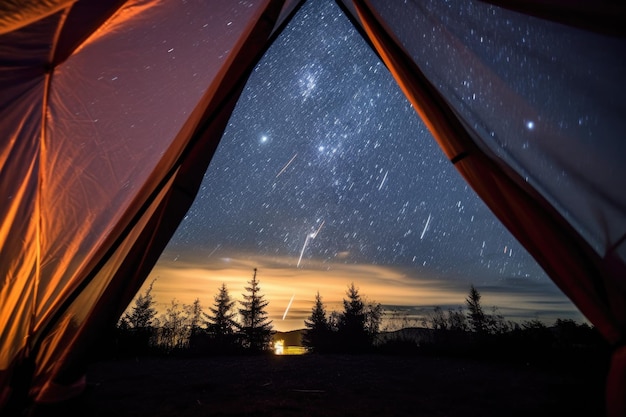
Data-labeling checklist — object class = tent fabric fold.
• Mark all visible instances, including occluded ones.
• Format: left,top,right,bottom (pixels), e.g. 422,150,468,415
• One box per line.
0,0,74,35
1,0,287,409
1,0,625,415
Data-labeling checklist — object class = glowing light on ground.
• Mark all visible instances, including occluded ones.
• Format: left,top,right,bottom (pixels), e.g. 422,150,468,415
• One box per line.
274,340,284,355
273,340,307,355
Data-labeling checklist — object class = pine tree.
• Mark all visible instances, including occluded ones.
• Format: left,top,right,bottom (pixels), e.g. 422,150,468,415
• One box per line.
205,283,238,339
124,279,157,329
238,269,273,352
303,291,331,352
120,279,158,352
337,283,370,351
466,284,487,334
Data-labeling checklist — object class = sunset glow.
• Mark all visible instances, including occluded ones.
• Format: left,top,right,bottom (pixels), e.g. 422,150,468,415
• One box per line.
138,251,584,332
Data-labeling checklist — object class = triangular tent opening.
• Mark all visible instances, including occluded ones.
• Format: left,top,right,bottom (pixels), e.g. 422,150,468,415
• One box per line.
1,0,625,414
142,0,579,333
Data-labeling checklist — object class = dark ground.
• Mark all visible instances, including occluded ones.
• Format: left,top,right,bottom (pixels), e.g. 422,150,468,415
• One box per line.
34,353,606,417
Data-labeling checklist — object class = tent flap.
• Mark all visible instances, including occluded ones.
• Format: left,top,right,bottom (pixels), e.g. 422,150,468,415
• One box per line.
347,0,625,414
1,0,288,410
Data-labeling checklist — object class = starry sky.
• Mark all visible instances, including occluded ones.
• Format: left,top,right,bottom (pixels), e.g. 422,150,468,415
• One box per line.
143,0,583,331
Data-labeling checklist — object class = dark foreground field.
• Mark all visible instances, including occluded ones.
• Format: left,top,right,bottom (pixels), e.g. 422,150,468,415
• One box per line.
39,354,605,417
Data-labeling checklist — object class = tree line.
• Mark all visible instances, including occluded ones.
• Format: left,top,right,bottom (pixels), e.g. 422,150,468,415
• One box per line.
380,285,606,366
115,273,604,363
116,269,384,355
302,283,382,353
118,268,273,354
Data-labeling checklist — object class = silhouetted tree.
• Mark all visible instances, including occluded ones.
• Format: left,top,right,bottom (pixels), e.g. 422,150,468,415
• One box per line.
337,283,381,352
119,280,158,352
365,301,383,338
465,285,487,335
158,299,189,351
485,306,510,334
428,306,449,330
188,298,203,337
238,269,273,352
519,318,553,349
303,291,332,352
447,307,468,331
328,310,341,332
553,318,596,348
424,306,467,331
201,283,239,352
123,279,157,330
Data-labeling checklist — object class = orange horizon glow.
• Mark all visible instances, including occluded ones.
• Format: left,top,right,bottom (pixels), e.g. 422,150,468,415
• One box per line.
134,251,585,332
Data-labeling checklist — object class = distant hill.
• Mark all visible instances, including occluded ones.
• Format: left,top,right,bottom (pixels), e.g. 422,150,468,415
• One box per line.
375,327,435,346
273,327,435,347
272,329,303,346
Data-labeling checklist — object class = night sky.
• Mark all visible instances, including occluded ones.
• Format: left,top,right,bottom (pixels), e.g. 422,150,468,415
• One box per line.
145,0,583,330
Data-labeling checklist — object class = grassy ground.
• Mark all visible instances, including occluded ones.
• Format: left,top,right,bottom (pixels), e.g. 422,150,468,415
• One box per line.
33,353,606,417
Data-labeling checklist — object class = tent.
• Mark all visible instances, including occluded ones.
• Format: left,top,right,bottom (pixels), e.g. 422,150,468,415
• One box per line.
1,0,624,414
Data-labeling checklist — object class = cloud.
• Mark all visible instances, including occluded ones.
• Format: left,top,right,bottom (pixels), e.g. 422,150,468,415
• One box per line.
135,250,584,331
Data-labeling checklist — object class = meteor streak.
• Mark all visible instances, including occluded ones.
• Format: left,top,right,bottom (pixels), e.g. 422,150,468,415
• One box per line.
378,170,388,191
297,220,325,267
207,244,221,258
276,153,298,178
297,236,309,268
282,293,295,320
311,220,325,238
420,213,432,240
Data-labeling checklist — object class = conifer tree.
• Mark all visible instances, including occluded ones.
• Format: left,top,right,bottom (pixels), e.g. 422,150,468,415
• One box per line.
466,284,487,334
303,291,331,352
238,269,273,351
120,279,158,352
337,283,379,351
205,283,238,339
123,279,157,330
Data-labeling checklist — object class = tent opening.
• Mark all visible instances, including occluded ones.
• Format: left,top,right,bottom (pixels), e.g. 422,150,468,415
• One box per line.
132,0,584,334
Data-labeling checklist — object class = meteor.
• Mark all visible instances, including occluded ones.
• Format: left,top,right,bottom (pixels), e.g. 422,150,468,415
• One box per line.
420,213,432,240
311,219,325,238
276,153,298,178
297,236,310,268
378,170,388,191
207,244,221,258
282,293,295,320
297,220,325,267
